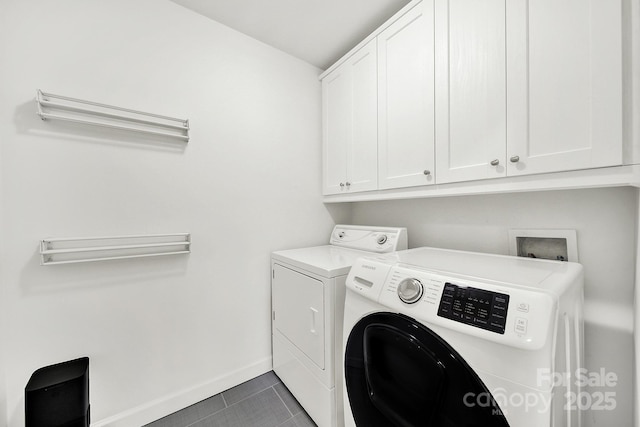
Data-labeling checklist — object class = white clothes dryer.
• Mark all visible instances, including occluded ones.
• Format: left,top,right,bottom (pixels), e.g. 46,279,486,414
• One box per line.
343,247,584,427
271,225,407,427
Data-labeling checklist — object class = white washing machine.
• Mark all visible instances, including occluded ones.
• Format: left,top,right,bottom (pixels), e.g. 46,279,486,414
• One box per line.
271,225,408,427
343,247,584,427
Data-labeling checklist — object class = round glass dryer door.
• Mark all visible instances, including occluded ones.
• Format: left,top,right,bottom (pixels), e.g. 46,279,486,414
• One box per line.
344,312,510,427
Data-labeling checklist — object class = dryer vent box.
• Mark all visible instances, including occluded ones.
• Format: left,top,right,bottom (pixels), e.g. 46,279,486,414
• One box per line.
508,229,578,262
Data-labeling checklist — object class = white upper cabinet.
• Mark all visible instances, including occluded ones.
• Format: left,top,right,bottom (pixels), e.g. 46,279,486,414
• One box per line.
434,0,507,184
435,0,623,184
377,0,436,189
505,0,623,176
322,40,378,195
321,0,628,199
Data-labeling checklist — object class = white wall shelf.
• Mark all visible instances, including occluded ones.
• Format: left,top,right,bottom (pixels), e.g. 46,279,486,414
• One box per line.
36,89,190,142
40,233,191,265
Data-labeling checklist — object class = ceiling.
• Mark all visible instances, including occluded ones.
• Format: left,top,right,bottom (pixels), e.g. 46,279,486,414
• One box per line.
170,0,411,70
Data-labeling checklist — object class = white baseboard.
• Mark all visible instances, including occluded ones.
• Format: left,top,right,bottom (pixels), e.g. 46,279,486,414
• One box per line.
91,357,272,427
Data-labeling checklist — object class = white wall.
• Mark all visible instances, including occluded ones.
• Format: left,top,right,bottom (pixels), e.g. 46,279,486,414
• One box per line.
0,0,349,425
635,188,640,427
350,187,637,426
628,0,640,165
627,0,640,423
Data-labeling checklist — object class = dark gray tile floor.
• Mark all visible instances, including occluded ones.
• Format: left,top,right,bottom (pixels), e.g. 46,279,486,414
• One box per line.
144,371,317,427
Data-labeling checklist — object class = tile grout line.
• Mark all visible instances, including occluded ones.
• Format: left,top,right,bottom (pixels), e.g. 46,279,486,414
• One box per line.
182,381,285,427
221,392,228,408
275,416,295,427
184,383,285,427
148,377,285,427
272,385,295,418
222,380,283,407
181,393,230,427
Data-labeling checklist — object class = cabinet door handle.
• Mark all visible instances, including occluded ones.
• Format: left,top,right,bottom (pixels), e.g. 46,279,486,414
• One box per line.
345,182,351,187
510,155,520,163
423,170,431,176
490,159,500,166
339,182,345,188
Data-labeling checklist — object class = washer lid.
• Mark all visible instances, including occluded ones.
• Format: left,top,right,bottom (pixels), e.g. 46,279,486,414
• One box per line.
272,245,372,278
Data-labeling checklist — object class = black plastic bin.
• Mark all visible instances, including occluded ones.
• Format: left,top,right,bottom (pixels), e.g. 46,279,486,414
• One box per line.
25,357,90,427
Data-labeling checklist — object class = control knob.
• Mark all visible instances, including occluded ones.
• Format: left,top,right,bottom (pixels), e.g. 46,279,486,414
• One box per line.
376,234,388,245
397,278,424,304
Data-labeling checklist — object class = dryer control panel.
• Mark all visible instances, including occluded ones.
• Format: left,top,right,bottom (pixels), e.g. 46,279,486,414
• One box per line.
329,225,407,253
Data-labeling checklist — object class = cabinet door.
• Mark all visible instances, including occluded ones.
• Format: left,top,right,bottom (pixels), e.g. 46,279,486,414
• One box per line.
435,0,507,184
378,1,436,190
506,0,623,176
347,41,378,193
322,41,377,195
272,264,325,369
322,67,349,195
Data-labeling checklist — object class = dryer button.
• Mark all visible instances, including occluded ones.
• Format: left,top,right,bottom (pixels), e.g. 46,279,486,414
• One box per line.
515,317,528,334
